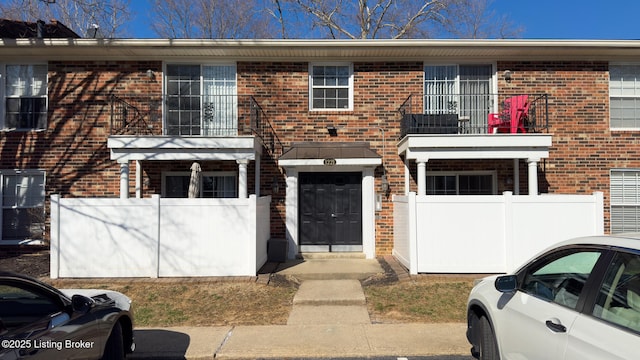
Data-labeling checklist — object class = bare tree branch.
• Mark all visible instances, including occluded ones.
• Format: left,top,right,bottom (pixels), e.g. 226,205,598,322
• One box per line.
150,0,276,39
0,0,131,37
439,0,523,39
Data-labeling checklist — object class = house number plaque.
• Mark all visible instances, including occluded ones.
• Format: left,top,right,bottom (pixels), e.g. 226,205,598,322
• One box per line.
323,158,336,166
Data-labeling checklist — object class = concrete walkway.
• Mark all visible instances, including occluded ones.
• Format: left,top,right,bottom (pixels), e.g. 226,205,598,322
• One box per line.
128,256,471,359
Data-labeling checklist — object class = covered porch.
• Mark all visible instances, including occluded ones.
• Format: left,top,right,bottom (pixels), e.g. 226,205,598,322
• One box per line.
395,133,605,274
107,136,264,199
398,134,553,196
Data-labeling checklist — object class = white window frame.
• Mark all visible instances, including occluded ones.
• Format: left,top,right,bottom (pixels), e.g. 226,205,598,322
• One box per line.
610,169,640,233
164,62,238,136
426,171,497,195
0,169,46,245
162,171,238,198
423,63,496,133
309,62,354,111
0,63,48,131
609,63,640,130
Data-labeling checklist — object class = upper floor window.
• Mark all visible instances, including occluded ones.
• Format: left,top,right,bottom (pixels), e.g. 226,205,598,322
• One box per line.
3,64,47,131
310,63,353,111
610,64,640,129
424,64,493,133
165,64,237,136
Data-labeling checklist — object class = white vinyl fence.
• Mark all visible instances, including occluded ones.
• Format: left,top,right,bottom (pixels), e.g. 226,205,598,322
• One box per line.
50,194,271,278
394,192,604,274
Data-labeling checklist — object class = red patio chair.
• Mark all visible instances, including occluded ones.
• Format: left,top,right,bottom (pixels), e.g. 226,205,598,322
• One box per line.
488,95,529,133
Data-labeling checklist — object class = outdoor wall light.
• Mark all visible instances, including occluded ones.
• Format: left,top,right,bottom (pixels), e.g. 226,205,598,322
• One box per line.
504,70,512,83
146,69,155,79
380,174,390,193
326,126,338,136
272,177,280,194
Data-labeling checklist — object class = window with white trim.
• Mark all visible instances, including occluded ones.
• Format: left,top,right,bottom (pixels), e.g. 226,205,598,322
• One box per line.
424,64,493,132
427,172,495,195
163,171,237,198
2,64,48,130
610,64,640,129
1,170,45,244
165,64,237,136
310,63,353,110
610,170,640,233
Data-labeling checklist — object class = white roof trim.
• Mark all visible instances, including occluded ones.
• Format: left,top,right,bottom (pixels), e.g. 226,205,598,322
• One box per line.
6,38,640,61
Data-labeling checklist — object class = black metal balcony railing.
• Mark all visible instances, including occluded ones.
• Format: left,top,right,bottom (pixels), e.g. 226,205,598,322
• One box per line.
110,94,283,154
398,93,549,138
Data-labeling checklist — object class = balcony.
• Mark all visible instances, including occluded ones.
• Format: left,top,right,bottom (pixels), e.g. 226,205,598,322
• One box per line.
398,93,549,138
109,94,282,154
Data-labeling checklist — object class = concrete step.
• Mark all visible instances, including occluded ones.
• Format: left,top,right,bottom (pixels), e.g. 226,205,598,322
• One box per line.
293,279,366,306
297,252,366,260
287,280,372,325
277,258,383,281
287,305,371,325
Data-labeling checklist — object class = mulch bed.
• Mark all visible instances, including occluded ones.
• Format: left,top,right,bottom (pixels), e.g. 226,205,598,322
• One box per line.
0,251,50,279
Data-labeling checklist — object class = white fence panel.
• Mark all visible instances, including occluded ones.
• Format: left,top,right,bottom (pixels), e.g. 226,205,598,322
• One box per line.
50,194,270,278
508,193,605,271
254,196,271,270
417,195,507,273
392,195,411,271
394,192,604,274
51,196,159,278
159,198,252,277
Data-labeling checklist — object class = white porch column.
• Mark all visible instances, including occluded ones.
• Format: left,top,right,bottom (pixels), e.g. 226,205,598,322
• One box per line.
237,159,249,198
528,158,539,196
513,159,520,195
118,160,129,199
416,158,428,196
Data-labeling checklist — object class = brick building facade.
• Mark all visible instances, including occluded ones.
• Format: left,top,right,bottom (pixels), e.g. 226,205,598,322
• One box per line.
2,39,640,259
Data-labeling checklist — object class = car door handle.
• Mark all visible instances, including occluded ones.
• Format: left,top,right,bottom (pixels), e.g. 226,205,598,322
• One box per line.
545,320,567,333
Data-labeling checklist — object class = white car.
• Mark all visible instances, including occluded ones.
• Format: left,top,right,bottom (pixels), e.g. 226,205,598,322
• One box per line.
466,234,640,360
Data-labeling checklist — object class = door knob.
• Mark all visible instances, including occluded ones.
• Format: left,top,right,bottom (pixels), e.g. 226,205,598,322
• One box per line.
331,213,337,218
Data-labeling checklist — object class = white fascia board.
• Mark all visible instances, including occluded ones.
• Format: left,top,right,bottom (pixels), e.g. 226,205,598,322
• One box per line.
278,158,382,167
108,136,260,161
404,148,549,160
110,149,256,162
398,134,552,159
108,136,258,150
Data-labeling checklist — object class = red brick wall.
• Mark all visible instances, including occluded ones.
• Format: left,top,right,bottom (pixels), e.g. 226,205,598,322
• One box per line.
238,62,423,254
498,61,618,231
1,58,628,253
0,61,162,245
